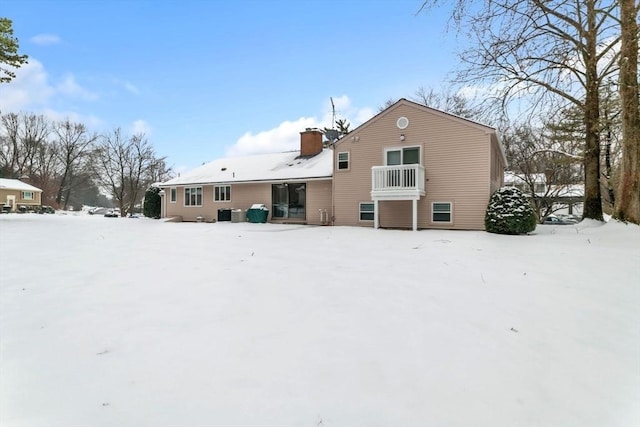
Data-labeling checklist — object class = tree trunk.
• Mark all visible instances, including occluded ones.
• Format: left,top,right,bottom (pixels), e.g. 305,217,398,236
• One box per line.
614,0,640,223
582,1,604,221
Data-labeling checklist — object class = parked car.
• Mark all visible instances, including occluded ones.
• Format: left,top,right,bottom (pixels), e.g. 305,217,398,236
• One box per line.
89,207,110,215
543,215,578,225
104,208,120,218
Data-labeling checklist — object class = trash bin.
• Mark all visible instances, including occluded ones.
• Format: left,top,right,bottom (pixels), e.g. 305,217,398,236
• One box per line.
246,204,269,223
231,209,246,223
217,208,232,221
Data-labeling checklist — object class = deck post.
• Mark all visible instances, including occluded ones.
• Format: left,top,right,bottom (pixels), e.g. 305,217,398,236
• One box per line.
412,199,418,231
374,199,379,229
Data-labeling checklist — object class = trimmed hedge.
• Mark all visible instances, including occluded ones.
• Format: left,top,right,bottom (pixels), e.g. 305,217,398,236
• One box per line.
485,187,537,235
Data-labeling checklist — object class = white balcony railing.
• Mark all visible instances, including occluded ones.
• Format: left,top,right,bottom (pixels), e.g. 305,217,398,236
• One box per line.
371,164,425,200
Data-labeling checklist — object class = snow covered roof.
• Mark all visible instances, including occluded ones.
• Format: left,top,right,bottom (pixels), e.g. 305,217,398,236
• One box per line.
0,178,42,192
161,149,333,186
504,171,546,184
550,184,584,197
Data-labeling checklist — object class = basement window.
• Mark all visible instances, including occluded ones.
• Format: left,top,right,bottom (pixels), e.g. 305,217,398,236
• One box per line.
359,202,374,221
432,202,452,223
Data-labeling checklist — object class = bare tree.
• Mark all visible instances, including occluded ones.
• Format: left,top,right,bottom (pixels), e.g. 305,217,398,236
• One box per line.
0,112,50,179
503,121,584,220
614,0,640,223
377,88,486,122
33,136,61,207
420,0,622,221
378,98,398,113
412,86,485,121
52,120,98,209
92,128,166,217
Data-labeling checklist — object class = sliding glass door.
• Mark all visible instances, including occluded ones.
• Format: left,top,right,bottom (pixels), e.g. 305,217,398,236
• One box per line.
272,183,306,219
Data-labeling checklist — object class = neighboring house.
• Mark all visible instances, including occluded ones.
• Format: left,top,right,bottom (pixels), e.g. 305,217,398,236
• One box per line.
160,129,333,224
504,172,547,195
160,99,507,230
0,178,43,212
504,171,584,216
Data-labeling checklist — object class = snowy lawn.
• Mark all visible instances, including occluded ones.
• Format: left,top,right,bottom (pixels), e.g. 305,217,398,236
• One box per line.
1,213,638,427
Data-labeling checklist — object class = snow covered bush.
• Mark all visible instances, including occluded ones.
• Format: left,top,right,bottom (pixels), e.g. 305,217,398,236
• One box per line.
485,187,537,235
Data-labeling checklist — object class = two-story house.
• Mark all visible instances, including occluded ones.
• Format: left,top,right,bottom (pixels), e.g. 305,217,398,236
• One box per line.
160,99,506,230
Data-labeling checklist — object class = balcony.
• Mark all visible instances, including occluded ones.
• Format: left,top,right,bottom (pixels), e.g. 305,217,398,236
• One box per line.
371,164,425,200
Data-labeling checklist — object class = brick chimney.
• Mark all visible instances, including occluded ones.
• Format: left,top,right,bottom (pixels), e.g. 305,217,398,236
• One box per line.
300,129,323,157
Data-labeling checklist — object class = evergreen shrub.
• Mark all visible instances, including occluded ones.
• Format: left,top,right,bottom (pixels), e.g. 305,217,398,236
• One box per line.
143,186,161,219
485,187,537,235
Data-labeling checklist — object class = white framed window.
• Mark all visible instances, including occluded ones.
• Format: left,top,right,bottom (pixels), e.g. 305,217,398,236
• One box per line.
170,187,177,203
385,146,421,165
22,191,34,200
359,202,374,221
214,185,231,202
432,202,452,223
184,187,202,207
337,151,349,170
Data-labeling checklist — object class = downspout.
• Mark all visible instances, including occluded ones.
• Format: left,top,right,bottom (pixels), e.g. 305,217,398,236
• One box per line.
331,146,336,225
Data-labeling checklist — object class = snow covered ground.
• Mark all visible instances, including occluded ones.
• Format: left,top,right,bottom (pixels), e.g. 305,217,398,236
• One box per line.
1,213,638,427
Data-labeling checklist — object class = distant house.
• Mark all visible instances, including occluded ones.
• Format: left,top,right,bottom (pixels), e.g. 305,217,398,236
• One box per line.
504,171,584,216
0,178,43,212
159,99,507,230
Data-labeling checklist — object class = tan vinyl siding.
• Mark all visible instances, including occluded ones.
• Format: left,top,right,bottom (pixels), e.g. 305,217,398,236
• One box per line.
333,101,496,230
164,183,271,222
490,137,506,193
0,189,42,207
164,180,332,223
305,180,332,225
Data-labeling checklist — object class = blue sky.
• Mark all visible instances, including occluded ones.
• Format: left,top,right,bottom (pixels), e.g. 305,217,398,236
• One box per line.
2,0,463,173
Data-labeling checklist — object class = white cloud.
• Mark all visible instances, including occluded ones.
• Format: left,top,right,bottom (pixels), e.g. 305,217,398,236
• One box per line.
226,117,319,157
41,108,103,129
131,119,151,136
0,59,100,113
225,96,375,157
56,74,99,100
30,34,61,45
0,57,132,131
0,59,53,111
123,81,140,95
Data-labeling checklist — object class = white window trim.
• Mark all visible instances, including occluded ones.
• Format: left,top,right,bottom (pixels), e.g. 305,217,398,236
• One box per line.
214,185,232,202
169,187,177,203
337,151,350,171
384,145,422,165
359,202,375,222
22,191,34,200
431,201,452,224
184,186,203,207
